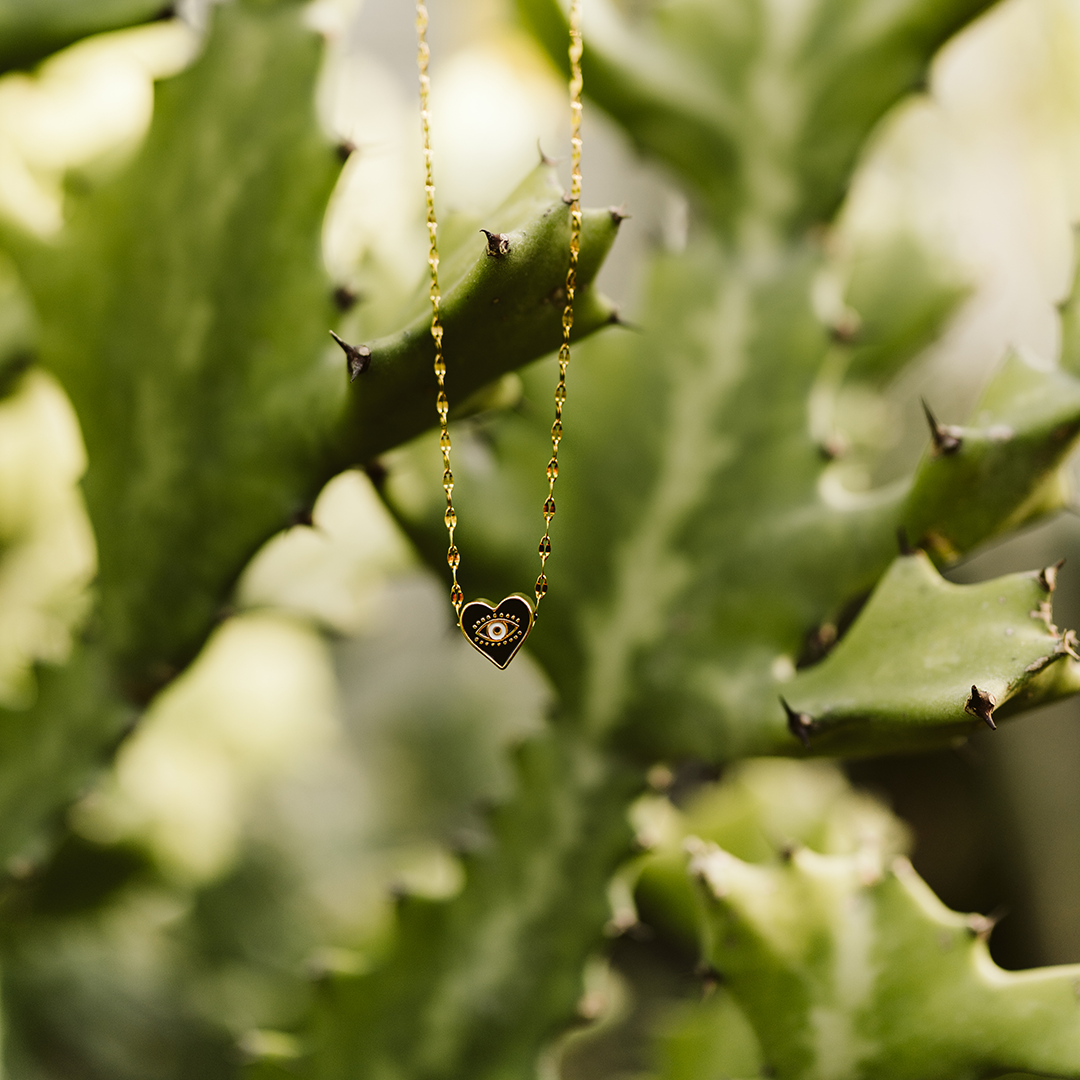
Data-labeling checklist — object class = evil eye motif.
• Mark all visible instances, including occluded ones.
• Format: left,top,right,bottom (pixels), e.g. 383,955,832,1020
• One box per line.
460,594,535,669
474,616,520,644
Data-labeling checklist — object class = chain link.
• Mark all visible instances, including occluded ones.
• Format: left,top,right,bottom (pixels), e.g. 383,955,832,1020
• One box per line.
536,0,582,609
416,2,462,617
415,0,582,621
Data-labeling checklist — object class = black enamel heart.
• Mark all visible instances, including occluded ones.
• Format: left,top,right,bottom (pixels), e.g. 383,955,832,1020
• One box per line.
460,594,534,669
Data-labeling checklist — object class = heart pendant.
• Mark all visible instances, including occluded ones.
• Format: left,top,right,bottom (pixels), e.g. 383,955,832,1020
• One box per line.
460,594,535,669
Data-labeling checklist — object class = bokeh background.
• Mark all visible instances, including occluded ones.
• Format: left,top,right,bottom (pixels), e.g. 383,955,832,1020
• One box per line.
3,0,1080,1074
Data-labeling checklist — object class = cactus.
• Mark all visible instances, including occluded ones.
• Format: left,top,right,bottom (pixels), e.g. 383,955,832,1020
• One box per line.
357,0,1080,1073
0,0,619,865
339,162,620,460
517,0,995,234
301,731,638,1080
693,847,1080,1080
781,549,1080,755
623,760,1080,1080
387,242,1080,760
2,0,1080,1076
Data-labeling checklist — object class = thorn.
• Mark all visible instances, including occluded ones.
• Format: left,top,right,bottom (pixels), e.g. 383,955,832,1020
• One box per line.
1059,628,1080,660
336,140,357,162
694,961,722,992
694,961,722,999
4,855,34,880
537,139,560,166
480,229,510,257
920,528,959,563
964,685,997,730
576,988,608,1020
1039,558,1066,593
683,836,711,870
803,622,838,664
329,330,371,380
967,907,1007,941
819,434,848,460
780,696,815,749
646,763,674,791
896,526,915,556
545,283,568,307
920,398,963,456
830,308,861,343
1031,600,1057,632
855,848,885,887
608,311,642,332
332,286,359,312
364,459,388,490
609,204,631,224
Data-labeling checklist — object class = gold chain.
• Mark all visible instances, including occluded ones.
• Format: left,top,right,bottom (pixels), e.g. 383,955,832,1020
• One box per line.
415,2,462,616
536,0,582,609
415,0,583,622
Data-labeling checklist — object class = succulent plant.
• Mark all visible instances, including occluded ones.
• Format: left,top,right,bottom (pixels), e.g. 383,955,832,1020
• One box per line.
627,760,1080,1080
0,0,1079,1076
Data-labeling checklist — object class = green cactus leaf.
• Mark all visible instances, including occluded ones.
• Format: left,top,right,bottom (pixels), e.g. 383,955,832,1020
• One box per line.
0,645,129,865
7,0,342,692
517,0,997,234
633,759,910,953
3,7,621,696
626,761,1080,1080
293,730,637,1080
782,551,1079,755
690,843,1080,1080
0,0,168,74
0,0,621,897
336,163,621,462
903,350,1080,562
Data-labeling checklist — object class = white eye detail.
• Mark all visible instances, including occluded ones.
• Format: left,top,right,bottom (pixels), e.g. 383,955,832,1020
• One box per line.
475,617,517,643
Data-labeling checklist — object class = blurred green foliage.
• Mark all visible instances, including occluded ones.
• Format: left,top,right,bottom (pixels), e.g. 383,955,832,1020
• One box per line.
0,0,1080,1077
0,0,167,73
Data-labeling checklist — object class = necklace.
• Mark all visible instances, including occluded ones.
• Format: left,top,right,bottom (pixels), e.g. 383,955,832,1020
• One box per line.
415,0,583,669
